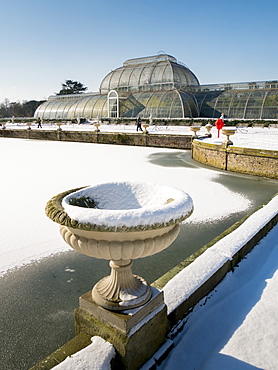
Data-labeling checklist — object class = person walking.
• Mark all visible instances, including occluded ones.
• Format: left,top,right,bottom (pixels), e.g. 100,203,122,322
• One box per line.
136,117,143,132
37,117,42,128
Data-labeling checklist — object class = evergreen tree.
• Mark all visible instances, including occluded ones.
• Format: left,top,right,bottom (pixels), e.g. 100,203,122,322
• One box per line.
57,80,87,95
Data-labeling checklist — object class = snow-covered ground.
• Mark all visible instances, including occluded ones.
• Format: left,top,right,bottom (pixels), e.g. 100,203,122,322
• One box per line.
1,125,277,369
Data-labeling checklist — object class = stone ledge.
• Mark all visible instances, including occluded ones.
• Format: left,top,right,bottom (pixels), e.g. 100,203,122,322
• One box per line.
192,140,278,179
0,129,192,150
29,333,92,370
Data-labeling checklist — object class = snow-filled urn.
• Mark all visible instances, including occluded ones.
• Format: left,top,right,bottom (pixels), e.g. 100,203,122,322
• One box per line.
221,127,237,145
45,181,193,311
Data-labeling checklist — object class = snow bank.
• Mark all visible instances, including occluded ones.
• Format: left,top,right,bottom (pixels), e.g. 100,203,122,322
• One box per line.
53,336,115,370
163,194,278,314
159,224,278,370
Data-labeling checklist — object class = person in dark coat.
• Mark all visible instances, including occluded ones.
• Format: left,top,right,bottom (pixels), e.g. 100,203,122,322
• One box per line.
136,117,143,131
37,117,42,128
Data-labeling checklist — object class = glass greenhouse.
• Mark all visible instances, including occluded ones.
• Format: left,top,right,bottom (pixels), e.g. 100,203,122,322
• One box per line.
34,54,278,120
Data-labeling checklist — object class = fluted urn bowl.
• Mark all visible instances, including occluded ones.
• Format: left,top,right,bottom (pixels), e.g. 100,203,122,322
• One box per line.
190,126,201,138
221,127,237,145
46,181,193,311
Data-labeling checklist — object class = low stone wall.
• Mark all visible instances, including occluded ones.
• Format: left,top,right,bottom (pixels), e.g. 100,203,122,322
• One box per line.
192,140,278,179
0,129,192,149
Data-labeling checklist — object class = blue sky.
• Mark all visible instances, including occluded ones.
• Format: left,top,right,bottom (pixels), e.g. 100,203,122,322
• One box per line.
0,0,277,102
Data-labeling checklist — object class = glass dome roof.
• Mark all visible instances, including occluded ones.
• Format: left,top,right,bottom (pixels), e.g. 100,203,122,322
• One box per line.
99,54,199,94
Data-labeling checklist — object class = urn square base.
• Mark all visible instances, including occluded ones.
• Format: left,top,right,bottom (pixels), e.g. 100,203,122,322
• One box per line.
74,287,167,370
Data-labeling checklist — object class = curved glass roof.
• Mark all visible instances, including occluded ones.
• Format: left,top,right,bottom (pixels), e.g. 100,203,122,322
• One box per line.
35,89,199,119
99,54,199,94
196,89,278,119
35,94,108,120
121,90,199,118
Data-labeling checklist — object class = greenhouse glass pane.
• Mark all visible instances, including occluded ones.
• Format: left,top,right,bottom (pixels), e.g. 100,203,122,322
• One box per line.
170,106,183,118
262,107,277,119
246,91,265,108
120,94,144,117
55,101,68,119
139,66,153,87
201,106,216,118
263,91,278,107
246,98,261,107
158,93,174,117
109,69,124,90
215,93,233,110
136,92,153,107
100,98,108,118
172,65,183,84
245,108,261,119
181,93,199,117
75,97,92,117
83,96,101,118
125,67,140,89
156,106,168,118
47,101,62,119
229,108,245,118
162,64,173,83
119,68,133,88
150,64,166,85
36,101,53,119
99,72,113,93
67,101,81,118
92,96,107,118
147,92,164,109
61,99,79,119
158,91,173,107
230,93,249,108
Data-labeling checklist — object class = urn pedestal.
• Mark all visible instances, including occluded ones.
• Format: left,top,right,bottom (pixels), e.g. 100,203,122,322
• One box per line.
46,181,193,369
190,125,201,138
222,127,237,145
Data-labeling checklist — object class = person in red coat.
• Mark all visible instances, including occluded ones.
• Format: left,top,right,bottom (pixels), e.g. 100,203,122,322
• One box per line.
215,114,224,137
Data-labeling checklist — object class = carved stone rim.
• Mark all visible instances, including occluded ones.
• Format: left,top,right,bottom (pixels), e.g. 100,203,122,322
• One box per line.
45,186,193,233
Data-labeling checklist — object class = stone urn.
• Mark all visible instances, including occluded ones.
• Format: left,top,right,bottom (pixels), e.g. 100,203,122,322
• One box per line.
94,123,100,132
221,127,237,145
142,123,149,133
190,126,201,138
205,123,212,136
46,181,193,311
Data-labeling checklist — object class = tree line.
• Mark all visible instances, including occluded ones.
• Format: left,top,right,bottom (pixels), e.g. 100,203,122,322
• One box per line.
0,99,46,118
0,80,87,118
